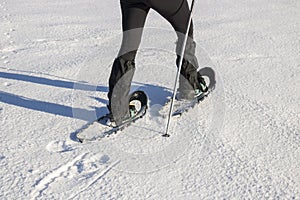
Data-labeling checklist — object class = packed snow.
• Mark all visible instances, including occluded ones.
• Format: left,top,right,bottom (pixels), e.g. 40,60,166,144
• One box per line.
0,0,299,199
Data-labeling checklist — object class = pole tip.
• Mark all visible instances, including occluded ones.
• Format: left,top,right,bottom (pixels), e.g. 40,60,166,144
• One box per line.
162,133,170,137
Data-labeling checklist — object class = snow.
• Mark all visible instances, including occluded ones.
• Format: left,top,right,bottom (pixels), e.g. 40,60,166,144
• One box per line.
0,0,299,199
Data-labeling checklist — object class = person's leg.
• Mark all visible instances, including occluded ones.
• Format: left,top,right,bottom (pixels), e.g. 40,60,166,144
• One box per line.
147,0,193,37
108,0,149,125
147,0,207,99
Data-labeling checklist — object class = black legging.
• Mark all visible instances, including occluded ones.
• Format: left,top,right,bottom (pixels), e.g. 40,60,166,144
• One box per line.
118,0,193,60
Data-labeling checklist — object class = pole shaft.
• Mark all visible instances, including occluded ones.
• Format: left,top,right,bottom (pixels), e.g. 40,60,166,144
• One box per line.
164,0,196,137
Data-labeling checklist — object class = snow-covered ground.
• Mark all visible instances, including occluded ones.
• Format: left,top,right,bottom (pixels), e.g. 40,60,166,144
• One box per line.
0,0,299,199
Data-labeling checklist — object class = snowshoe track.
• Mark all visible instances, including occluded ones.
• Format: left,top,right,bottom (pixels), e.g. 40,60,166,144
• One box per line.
30,153,119,199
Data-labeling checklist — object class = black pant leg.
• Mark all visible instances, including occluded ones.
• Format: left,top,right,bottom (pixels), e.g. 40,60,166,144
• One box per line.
148,0,205,94
107,1,149,123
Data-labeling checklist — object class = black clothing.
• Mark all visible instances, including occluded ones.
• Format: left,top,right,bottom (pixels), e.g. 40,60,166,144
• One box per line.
108,0,205,124
108,56,135,125
120,0,193,35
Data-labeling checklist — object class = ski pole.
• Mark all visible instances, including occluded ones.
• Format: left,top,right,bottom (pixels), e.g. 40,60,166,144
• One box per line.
163,0,196,137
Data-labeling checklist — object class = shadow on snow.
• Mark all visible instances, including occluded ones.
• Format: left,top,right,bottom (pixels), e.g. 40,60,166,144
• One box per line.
0,72,172,121
0,71,108,92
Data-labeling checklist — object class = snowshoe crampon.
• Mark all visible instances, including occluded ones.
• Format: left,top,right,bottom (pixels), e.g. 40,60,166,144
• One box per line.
76,90,148,143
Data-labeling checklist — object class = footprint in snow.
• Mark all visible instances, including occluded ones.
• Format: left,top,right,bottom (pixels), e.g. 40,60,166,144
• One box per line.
100,154,110,164
74,153,110,174
30,153,115,199
46,140,73,153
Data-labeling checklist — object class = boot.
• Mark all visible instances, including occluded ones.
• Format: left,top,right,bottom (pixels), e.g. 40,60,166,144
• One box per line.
176,39,208,100
107,54,135,125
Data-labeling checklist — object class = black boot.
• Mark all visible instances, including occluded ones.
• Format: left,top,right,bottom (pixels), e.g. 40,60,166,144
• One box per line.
176,39,208,100
108,54,135,125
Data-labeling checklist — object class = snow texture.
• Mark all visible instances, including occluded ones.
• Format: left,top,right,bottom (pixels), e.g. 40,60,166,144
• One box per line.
0,0,299,199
